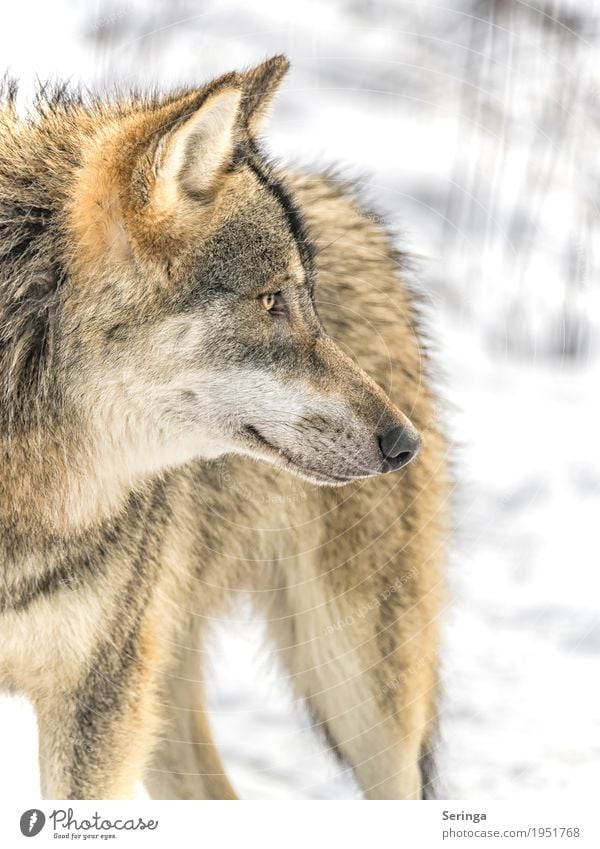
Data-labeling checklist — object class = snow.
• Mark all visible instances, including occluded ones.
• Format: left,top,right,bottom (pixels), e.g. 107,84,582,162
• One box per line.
0,0,599,800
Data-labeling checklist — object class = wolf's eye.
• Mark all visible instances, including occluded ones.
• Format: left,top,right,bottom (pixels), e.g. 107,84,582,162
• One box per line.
260,291,286,317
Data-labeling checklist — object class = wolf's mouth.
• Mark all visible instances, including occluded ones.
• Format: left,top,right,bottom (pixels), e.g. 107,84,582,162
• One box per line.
239,423,365,486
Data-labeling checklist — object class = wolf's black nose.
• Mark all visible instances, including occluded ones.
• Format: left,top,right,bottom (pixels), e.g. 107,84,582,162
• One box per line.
379,426,421,471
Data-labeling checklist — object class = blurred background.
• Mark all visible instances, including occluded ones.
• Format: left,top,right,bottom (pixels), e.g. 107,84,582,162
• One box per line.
1,0,599,799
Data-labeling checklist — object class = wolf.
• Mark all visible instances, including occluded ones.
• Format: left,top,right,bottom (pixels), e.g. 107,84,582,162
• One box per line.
0,56,448,800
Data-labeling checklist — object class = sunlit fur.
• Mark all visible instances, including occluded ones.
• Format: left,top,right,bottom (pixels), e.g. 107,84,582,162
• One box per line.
0,57,448,799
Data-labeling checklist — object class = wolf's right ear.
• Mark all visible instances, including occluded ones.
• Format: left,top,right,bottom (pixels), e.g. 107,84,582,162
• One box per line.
152,86,242,215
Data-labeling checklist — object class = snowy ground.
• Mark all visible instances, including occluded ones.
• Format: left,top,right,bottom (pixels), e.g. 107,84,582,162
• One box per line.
0,0,599,800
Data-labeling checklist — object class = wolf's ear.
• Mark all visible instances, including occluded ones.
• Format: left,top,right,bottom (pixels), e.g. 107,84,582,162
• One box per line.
152,86,242,212
240,55,290,134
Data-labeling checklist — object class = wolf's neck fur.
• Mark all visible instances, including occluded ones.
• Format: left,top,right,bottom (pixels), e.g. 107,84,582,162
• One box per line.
1,414,154,539
0,91,143,539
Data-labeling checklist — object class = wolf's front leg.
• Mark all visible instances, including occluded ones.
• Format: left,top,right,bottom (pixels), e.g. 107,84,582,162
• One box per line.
145,616,238,800
262,553,441,800
35,617,164,800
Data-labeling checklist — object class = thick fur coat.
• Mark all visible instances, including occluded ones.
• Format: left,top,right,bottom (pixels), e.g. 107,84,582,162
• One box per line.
0,57,448,799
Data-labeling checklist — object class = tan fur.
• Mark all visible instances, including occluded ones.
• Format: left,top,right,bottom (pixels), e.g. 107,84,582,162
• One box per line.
0,56,448,799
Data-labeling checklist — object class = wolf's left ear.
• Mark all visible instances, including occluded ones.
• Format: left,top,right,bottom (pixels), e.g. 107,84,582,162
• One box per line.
240,55,290,134
152,85,242,212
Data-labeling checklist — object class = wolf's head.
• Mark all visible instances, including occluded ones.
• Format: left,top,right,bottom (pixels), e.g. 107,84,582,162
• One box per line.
60,56,420,489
